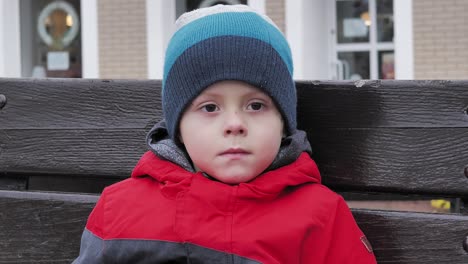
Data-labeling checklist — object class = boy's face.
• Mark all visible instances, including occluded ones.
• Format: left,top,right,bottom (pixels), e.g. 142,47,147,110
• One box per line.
179,80,284,184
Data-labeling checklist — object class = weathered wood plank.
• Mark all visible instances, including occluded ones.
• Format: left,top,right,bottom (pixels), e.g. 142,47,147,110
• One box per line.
1,79,467,130
0,189,98,202
354,209,468,264
0,78,161,129
0,129,147,178
297,80,468,128
1,191,466,263
310,128,468,197
0,191,97,263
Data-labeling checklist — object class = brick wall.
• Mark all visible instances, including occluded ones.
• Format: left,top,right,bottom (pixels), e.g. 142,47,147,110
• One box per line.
265,0,286,34
413,0,468,79
98,0,147,79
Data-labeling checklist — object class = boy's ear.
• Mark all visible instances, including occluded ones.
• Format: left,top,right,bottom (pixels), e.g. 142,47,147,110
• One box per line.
178,133,184,144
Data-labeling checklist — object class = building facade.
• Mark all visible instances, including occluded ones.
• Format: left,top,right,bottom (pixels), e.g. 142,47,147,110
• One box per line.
0,0,467,80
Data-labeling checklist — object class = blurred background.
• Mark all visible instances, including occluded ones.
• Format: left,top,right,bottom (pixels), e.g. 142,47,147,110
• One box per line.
0,0,467,81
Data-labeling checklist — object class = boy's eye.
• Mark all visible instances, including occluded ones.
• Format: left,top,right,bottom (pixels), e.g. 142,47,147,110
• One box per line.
201,104,219,112
248,102,264,111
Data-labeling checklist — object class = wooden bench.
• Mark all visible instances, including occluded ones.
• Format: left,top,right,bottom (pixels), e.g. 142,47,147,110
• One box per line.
1,78,467,263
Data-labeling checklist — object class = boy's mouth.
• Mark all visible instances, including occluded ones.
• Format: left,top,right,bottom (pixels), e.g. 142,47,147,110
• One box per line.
219,148,250,156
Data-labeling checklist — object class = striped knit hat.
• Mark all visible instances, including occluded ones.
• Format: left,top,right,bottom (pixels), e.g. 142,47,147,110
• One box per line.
163,4,296,140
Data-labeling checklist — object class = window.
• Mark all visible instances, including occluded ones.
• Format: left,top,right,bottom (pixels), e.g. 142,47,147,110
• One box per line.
333,0,394,80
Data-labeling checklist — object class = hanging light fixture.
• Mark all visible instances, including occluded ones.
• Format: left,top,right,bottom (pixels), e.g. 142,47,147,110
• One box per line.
360,11,371,26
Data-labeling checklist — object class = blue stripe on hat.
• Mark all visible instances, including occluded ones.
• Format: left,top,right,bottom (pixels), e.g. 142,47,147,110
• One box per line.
163,11,293,86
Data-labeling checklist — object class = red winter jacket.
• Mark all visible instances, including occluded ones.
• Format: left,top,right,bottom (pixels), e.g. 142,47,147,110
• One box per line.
73,151,376,263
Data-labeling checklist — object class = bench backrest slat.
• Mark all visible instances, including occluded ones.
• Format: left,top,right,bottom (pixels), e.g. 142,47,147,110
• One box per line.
354,208,468,263
296,81,468,128
1,79,160,130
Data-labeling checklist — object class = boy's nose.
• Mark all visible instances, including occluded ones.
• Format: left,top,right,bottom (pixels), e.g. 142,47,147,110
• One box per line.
224,111,247,136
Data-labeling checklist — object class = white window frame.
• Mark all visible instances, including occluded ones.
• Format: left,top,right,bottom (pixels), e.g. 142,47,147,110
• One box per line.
81,0,99,78
146,0,176,79
0,0,21,77
286,0,330,80
394,0,413,79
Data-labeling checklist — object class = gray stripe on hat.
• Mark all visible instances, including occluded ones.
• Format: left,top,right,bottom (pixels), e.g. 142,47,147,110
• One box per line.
73,228,261,264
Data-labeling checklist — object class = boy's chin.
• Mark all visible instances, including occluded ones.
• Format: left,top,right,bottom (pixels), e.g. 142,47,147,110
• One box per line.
208,170,260,185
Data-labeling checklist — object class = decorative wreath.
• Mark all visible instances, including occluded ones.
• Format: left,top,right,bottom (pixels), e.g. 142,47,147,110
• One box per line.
37,1,80,48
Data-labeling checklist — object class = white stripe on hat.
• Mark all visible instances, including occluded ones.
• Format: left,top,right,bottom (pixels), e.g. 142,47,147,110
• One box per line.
174,4,280,32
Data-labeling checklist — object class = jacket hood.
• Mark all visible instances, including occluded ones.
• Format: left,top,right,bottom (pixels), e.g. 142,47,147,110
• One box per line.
131,151,321,200
146,120,312,173
138,120,319,199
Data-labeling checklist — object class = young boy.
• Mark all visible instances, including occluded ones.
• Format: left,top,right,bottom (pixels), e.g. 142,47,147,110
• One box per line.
74,4,377,263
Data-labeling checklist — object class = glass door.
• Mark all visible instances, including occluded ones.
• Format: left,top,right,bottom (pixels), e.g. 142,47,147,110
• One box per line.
331,0,394,80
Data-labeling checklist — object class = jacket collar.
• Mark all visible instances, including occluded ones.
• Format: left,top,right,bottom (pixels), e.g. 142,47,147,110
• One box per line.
131,151,321,200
